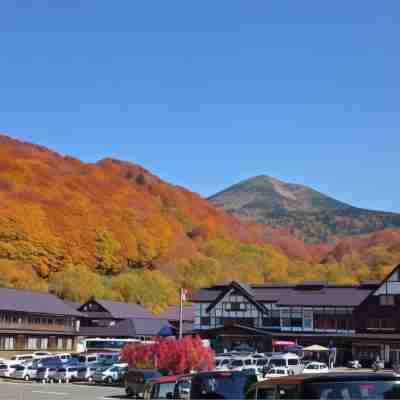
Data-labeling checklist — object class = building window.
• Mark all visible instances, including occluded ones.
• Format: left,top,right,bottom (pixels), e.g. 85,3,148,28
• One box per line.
380,295,395,306
201,317,210,326
367,318,395,331
27,337,39,350
0,337,15,350
57,338,64,350
41,338,48,350
303,310,313,330
66,338,73,351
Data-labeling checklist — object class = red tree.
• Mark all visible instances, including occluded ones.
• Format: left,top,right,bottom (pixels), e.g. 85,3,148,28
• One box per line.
121,336,214,375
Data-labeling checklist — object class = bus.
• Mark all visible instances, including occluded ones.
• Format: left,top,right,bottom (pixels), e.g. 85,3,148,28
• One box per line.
79,338,154,353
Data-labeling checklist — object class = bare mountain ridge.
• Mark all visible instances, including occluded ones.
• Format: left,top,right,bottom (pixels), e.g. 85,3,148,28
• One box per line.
209,176,400,243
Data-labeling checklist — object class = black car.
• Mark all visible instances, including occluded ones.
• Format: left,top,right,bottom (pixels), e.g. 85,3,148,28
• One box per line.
249,372,400,399
125,368,163,398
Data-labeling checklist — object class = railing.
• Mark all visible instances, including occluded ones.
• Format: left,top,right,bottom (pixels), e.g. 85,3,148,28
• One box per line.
0,322,75,332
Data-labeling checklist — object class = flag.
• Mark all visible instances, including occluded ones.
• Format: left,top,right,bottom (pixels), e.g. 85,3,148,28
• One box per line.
181,288,188,302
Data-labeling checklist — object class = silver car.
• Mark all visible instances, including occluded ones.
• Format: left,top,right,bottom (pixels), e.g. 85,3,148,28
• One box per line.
12,364,37,381
56,366,79,383
76,365,98,382
36,366,59,383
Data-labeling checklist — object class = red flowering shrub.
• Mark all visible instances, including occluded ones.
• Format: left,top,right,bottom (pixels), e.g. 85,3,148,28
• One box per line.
121,336,214,375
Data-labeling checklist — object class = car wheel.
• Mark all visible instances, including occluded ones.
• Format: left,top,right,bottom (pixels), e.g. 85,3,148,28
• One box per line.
88,376,93,383
106,376,113,384
25,375,30,381
49,378,54,384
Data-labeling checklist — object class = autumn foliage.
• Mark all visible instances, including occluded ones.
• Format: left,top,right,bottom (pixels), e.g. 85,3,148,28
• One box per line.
121,336,214,375
0,134,400,311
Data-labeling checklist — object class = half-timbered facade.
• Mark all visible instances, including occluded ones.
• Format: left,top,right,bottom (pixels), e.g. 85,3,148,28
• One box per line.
192,265,400,366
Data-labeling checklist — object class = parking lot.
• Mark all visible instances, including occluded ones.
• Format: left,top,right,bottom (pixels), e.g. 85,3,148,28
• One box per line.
0,380,127,400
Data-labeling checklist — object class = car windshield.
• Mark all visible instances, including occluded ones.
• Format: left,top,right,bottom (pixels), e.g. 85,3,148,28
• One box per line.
307,364,320,370
0,365,8,370
303,381,400,399
191,373,256,399
15,365,26,371
270,359,285,367
256,359,268,366
231,360,244,367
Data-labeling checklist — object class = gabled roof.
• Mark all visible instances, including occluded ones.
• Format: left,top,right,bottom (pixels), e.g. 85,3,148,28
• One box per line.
0,287,82,316
79,317,173,337
206,281,268,314
79,298,154,319
63,300,81,311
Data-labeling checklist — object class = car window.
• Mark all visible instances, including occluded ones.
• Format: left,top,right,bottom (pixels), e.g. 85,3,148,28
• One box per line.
288,359,298,366
88,357,97,363
157,382,176,399
245,360,252,366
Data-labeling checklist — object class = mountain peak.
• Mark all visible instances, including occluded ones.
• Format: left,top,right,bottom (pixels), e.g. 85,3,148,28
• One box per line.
209,175,400,243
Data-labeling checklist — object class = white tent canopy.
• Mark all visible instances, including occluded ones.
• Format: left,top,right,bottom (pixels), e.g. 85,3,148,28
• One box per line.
303,344,329,352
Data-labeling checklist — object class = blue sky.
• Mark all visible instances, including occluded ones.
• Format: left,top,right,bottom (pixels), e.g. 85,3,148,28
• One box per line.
1,1,399,212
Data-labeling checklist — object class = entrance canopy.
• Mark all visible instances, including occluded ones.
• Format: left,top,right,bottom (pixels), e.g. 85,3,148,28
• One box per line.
273,340,296,347
304,344,329,352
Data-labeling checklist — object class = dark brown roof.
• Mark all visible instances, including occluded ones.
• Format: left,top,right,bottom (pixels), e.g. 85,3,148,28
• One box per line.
79,299,154,319
79,318,173,337
192,282,374,307
0,287,82,316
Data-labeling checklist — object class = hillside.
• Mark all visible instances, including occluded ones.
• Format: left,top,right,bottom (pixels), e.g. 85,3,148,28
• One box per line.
0,134,263,276
1,134,400,313
209,176,400,243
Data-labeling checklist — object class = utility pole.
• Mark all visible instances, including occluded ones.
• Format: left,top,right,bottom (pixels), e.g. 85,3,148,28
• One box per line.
179,288,184,340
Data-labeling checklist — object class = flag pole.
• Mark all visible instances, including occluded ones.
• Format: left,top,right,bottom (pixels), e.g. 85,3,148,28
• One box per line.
179,288,183,340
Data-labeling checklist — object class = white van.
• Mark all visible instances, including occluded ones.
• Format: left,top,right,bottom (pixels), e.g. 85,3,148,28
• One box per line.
10,354,34,363
268,353,302,375
229,356,255,371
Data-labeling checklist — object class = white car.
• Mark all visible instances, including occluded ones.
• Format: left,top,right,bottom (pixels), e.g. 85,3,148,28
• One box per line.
93,363,128,384
56,366,79,383
229,357,254,371
264,367,290,379
12,364,38,381
33,352,52,359
302,362,329,374
0,363,19,377
9,354,34,363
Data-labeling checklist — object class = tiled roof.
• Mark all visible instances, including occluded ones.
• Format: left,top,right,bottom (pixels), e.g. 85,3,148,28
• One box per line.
191,282,374,308
159,305,194,322
63,300,81,311
79,318,173,337
0,287,82,316
89,299,155,319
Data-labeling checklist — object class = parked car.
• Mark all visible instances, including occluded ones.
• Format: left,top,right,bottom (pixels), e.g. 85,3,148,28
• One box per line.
230,357,255,371
267,353,302,375
56,365,79,383
143,375,179,400
76,364,99,382
215,357,232,371
93,363,128,385
9,354,34,363
55,353,72,364
255,358,269,376
11,364,38,381
33,352,52,359
179,371,257,400
246,372,400,399
264,367,290,379
0,363,19,377
36,365,59,383
77,353,102,365
302,362,329,374
348,360,362,369
125,368,163,398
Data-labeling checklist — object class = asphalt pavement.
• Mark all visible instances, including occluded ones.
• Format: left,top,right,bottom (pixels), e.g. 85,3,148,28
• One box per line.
0,381,128,400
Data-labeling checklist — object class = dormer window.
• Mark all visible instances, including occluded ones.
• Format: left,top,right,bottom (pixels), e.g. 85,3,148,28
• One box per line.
380,295,395,306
